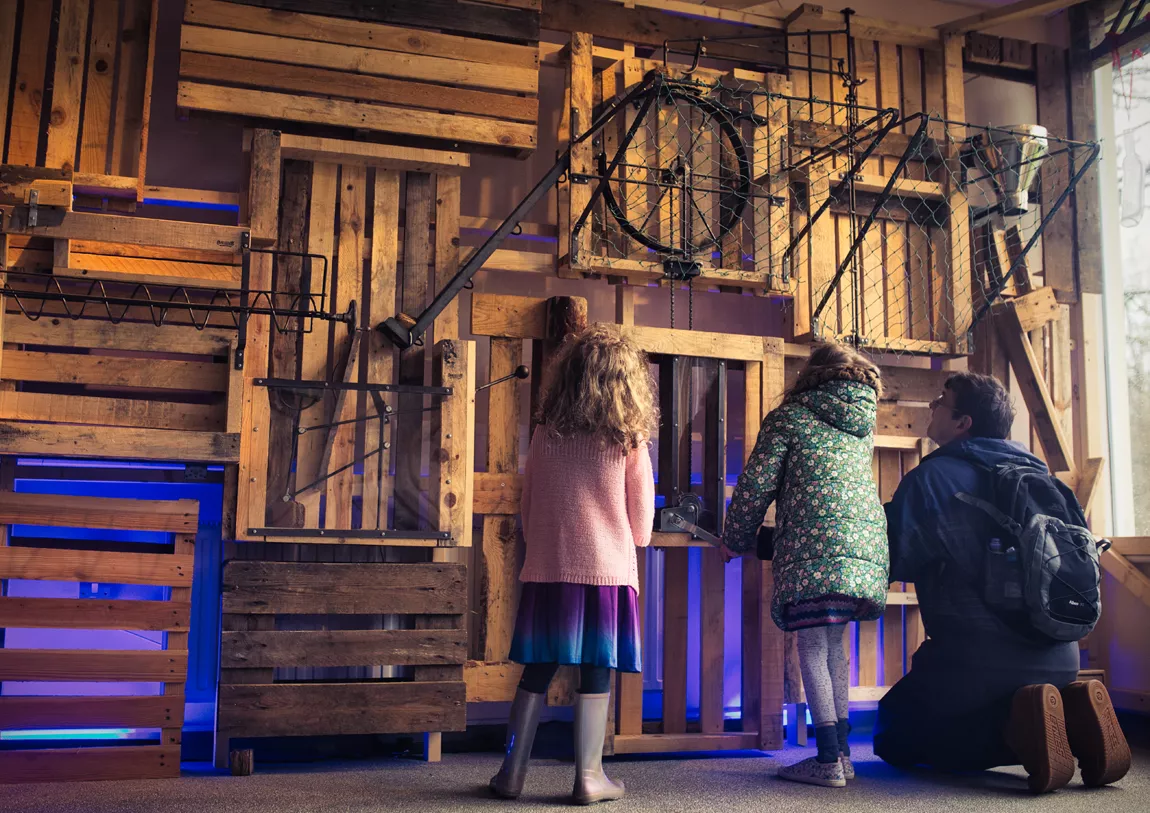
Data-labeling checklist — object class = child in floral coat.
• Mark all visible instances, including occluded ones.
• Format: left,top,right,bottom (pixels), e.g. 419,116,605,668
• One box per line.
723,343,889,787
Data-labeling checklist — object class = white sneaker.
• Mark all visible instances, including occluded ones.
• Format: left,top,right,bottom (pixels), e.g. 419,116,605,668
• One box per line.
778,756,847,787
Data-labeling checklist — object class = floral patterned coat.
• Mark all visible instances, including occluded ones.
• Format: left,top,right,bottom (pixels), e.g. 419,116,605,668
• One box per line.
723,378,889,631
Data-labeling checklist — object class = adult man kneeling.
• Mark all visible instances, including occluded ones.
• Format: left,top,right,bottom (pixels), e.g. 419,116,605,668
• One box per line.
874,372,1130,793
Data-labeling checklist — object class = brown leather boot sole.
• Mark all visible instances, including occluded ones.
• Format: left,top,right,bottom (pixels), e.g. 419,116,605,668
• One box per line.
1062,680,1132,787
1005,684,1075,794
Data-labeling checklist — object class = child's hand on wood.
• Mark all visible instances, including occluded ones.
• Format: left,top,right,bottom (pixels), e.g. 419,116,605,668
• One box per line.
719,544,739,564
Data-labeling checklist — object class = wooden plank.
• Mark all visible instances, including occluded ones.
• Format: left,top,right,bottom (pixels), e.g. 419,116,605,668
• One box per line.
741,557,763,734
1074,456,1105,519
0,695,182,730
940,0,1084,35
220,629,467,669
616,549,645,735
295,162,338,527
6,0,52,165
217,681,466,738
135,0,160,199
612,732,761,755
434,175,462,340
4,318,231,355
619,325,766,362
1099,550,1150,610
363,169,400,531
0,547,193,586
176,82,536,152
700,547,726,734
109,0,151,179
877,403,931,437
79,0,119,174
180,27,537,95
0,1,16,161
0,649,187,681
662,547,689,734
432,340,476,548
222,561,466,615
0,597,189,631
228,0,540,42
185,0,539,69
943,34,970,351
567,32,594,267
480,339,523,661
247,130,281,246
183,52,538,125
45,0,91,172
264,133,469,173
0,492,197,532
0,746,178,784
1036,44,1074,298
1013,286,1060,333
324,165,366,530
474,471,522,515
0,391,221,432
543,0,782,64
994,303,1075,474
3,350,226,391
1111,538,1150,558
2,211,245,253
0,423,239,463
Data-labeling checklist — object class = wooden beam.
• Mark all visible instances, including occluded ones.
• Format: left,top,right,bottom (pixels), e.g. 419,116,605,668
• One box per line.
0,746,177,784
1012,286,1061,332
252,133,469,173
0,424,239,463
247,130,281,247
785,3,939,48
0,547,193,586
1,211,245,253
1100,549,1150,610
1074,457,1105,520
1110,538,1150,558
940,0,1084,36
994,302,1075,475
0,492,196,532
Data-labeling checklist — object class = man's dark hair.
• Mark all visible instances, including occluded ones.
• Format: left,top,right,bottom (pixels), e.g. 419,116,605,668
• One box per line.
944,373,1015,438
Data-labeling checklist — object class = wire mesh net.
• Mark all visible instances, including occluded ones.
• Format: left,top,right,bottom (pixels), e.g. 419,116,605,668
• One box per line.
580,70,1100,357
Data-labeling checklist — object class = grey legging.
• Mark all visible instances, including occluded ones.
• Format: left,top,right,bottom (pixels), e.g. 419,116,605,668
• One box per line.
797,624,850,726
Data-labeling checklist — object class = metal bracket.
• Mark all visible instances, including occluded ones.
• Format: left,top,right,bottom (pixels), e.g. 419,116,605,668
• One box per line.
246,527,452,541
663,259,702,281
27,189,39,228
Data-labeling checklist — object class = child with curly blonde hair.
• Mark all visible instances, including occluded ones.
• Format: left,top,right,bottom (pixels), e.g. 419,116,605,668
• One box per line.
490,325,657,805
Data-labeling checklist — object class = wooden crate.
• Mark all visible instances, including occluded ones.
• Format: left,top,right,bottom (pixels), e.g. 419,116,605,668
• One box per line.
177,0,540,155
0,493,198,784
215,559,468,770
0,0,159,201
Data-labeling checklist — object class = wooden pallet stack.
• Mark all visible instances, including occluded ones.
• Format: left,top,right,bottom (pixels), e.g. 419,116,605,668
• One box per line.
0,494,198,784
177,0,541,155
0,0,159,205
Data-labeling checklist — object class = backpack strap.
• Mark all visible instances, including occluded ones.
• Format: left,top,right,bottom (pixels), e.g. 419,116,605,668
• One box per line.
955,491,1025,537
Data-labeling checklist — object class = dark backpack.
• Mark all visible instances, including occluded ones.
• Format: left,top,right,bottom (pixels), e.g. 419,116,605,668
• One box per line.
955,460,1107,643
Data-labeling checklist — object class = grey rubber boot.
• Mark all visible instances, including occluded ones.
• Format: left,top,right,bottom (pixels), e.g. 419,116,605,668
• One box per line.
572,693,625,805
489,689,545,799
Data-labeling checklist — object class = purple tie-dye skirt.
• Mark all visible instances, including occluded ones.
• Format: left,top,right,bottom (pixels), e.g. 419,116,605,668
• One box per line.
508,582,642,673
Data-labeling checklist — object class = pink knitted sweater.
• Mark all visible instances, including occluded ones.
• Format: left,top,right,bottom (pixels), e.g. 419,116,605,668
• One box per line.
519,428,655,591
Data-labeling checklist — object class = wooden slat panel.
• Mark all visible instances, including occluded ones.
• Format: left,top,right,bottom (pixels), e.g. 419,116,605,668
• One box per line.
222,561,466,615
220,629,467,669
217,681,466,737
0,649,187,681
184,0,539,68
178,26,539,93
0,493,197,532
0,597,190,631
45,0,90,172
0,745,178,784
181,53,538,124
0,547,193,586
176,82,537,153
0,695,182,730
4,317,232,355
0,391,222,432
6,0,52,165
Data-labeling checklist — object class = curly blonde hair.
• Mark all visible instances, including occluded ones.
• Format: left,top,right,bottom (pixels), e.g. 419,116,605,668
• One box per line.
535,325,658,450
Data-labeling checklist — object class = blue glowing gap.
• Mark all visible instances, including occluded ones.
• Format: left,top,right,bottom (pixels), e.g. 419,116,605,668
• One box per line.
142,198,239,213
2,729,135,740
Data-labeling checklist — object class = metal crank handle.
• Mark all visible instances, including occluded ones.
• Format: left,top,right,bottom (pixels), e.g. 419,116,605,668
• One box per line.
668,514,722,547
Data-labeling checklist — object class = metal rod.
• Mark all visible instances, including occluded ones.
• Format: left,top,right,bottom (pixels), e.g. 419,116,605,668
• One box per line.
255,377,451,395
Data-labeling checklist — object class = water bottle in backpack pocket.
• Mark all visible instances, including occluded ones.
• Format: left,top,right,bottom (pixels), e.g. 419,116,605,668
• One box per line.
983,538,1025,612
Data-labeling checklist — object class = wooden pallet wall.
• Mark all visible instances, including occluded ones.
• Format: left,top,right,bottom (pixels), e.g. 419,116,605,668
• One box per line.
0,493,197,784
177,0,540,155
0,0,158,201
215,559,467,769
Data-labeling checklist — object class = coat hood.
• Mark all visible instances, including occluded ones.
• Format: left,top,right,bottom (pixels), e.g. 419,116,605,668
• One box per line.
790,379,877,438
927,436,1049,472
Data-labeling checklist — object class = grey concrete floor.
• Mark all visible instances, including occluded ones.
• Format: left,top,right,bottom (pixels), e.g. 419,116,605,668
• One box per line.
4,742,1146,813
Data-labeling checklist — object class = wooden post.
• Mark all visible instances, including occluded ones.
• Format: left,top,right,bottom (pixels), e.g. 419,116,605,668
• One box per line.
566,32,594,273
758,341,786,749
942,33,971,353
700,359,727,734
247,130,282,247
